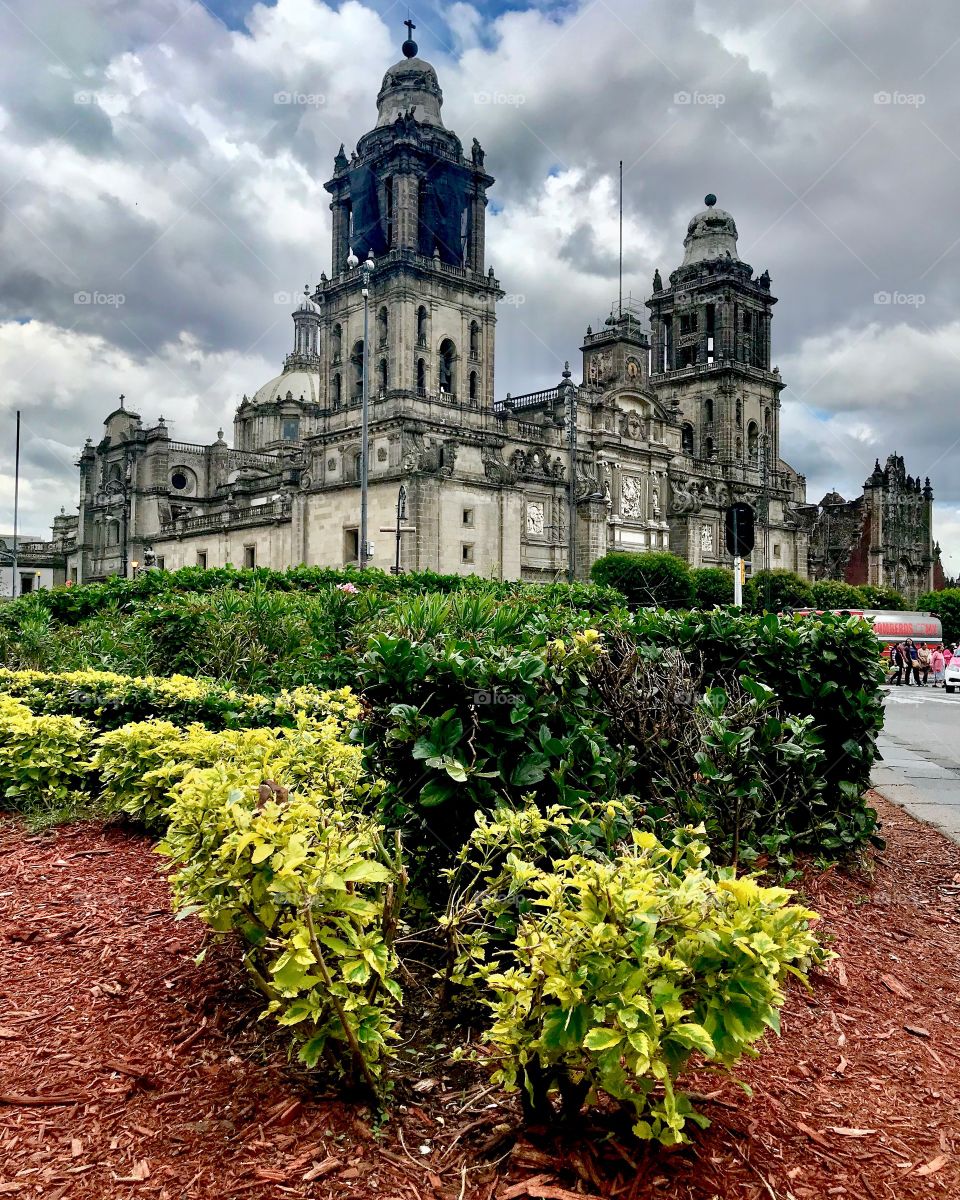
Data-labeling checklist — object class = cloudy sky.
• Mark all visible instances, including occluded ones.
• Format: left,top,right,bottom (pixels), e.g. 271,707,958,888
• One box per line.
2,0,960,571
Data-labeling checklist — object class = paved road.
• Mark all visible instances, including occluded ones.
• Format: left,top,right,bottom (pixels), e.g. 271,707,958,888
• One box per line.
874,684,960,843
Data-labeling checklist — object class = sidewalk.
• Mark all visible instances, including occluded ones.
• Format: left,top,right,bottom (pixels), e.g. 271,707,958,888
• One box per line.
873,727,960,844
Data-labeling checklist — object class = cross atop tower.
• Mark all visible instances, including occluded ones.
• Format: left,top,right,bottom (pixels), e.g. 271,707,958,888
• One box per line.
401,16,417,57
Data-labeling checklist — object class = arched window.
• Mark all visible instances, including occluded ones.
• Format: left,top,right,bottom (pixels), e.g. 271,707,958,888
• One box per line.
681,423,694,454
353,450,362,480
107,521,120,547
747,421,759,464
351,340,364,401
108,462,122,484
469,321,480,358
704,397,714,424
331,323,342,362
417,306,428,348
736,436,743,461
735,398,742,427
416,357,426,396
378,358,388,396
332,373,342,408
764,407,771,434
469,371,478,404
704,436,715,458
377,306,388,347
438,338,457,395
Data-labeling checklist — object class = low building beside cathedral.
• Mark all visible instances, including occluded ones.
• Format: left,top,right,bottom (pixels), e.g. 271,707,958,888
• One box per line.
51,27,935,596
804,456,941,602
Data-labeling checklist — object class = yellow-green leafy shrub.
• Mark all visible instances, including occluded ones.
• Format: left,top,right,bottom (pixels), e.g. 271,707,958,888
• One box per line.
160,763,404,1097
94,711,369,830
0,668,360,733
479,828,824,1144
0,695,93,815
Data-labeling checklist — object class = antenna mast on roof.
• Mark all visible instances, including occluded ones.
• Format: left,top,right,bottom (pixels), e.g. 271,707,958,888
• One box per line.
618,160,623,318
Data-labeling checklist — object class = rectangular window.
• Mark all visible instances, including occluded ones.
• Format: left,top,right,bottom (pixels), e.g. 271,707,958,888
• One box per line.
462,507,474,528
773,543,782,558
344,528,359,565
19,574,34,594
461,543,474,564
244,545,256,569
679,313,695,336
281,418,300,441
70,568,78,584
196,551,207,569
156,557,165,571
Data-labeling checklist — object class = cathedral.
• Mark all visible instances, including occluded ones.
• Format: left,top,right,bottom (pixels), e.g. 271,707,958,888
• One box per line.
50,26,936,599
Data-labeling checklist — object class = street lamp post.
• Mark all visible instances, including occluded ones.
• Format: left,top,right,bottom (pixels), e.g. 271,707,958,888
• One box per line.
347,247,375,569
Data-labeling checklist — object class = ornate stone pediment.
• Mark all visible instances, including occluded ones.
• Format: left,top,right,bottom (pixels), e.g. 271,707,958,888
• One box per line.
669,477,703,515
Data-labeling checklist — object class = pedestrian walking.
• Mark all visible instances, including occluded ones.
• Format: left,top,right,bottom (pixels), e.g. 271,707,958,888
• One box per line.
890,641,906,686
931,644,946,687
918,643,932,685
945,644,954,669
906,639,921,686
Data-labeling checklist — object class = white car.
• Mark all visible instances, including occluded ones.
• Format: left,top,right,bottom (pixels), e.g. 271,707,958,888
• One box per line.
944,657,960,693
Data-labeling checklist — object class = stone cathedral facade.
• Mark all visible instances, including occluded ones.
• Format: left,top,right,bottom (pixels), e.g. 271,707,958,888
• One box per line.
58,30,932,593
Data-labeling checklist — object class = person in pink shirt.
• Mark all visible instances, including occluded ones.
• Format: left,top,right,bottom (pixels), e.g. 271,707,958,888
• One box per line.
931,644,946,687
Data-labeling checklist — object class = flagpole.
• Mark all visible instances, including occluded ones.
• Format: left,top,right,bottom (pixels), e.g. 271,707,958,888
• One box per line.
618,160,623,318
12,409,20,599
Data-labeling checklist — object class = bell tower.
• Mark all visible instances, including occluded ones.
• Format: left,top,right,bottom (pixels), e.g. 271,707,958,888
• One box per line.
317,22,502,410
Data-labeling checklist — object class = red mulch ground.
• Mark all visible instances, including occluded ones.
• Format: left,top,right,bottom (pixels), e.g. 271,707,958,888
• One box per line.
1,792,958,1200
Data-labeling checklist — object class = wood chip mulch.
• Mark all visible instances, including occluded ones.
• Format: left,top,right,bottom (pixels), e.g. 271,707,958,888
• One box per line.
1,791,958,1200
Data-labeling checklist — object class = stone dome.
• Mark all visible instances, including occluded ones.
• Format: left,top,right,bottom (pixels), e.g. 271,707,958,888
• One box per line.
376,55,444,127
681,194,740,266
252,366,321,406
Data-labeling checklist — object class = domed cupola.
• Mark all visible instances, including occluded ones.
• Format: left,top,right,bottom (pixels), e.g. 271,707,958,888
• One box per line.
681,194,740,266
376,21,444,127
289,285,321,365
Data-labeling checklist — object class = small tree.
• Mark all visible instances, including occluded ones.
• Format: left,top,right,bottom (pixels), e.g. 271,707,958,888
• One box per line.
917,589,960,644
745,569,814,614
858,584,907,611
691,566,734,608
810,580,867,611
590,552,695,609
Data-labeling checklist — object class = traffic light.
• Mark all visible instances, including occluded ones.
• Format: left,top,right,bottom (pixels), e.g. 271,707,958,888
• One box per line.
725,503,755,557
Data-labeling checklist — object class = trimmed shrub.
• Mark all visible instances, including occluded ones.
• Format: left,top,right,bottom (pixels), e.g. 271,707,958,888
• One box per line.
917,588,960,644
0,696,92,817
480,828,824,1144
619,608,885,850
591,552,695,609
94,710,367,830
744,569,814,613
160,766,404,1098
857,584,907,611
690,566,734,608
810,580,868,611
0,668,359,733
